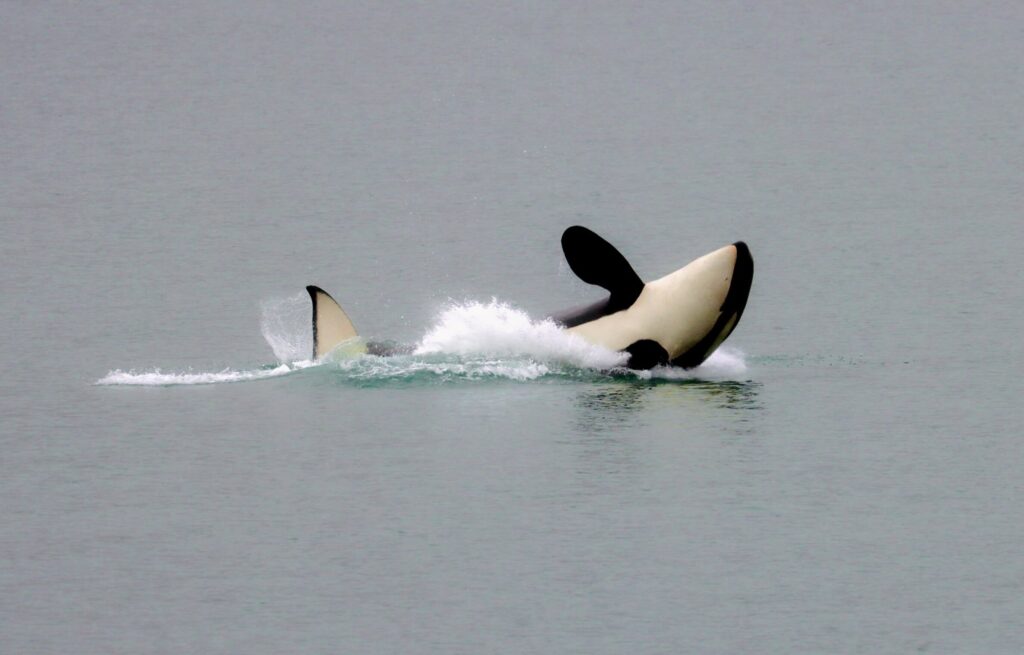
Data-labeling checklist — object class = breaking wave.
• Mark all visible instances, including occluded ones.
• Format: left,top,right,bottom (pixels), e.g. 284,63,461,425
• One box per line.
96,298,748,387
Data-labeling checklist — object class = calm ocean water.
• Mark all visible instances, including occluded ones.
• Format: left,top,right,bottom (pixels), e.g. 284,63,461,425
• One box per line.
2,2,1022,653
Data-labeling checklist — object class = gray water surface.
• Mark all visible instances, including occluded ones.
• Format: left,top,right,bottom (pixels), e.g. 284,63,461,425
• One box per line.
2,2,1022,653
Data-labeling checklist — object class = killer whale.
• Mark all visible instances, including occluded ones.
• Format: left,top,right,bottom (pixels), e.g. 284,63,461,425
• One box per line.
307,226,753,370
555,226,753,369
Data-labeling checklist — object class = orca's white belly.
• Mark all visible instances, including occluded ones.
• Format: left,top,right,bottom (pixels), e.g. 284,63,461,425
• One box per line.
568,244,738,360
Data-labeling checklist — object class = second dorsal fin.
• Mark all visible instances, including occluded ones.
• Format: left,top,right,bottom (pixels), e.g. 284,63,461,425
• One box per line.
561,226,645,312
306,285,363,359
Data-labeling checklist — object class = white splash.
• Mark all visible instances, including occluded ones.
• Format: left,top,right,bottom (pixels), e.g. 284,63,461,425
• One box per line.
414,299,628,370
260,292,313,364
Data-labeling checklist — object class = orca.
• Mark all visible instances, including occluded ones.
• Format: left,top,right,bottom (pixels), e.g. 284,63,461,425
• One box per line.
306,226,753,370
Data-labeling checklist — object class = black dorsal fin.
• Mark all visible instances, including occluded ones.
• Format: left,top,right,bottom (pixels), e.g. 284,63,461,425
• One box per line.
561,226,645,312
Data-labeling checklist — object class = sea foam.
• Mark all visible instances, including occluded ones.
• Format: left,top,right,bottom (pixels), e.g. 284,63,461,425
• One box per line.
414,299,628,370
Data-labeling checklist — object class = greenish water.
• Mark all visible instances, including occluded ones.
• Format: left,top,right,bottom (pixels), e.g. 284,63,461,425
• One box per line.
2,2,1022,653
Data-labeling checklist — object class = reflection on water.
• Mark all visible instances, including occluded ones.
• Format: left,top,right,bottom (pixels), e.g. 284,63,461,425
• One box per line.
573,383,649,435
564,378,764,497
573,378,762,436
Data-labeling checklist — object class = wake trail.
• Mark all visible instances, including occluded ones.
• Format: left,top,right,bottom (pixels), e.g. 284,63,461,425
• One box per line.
95,362,315,387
